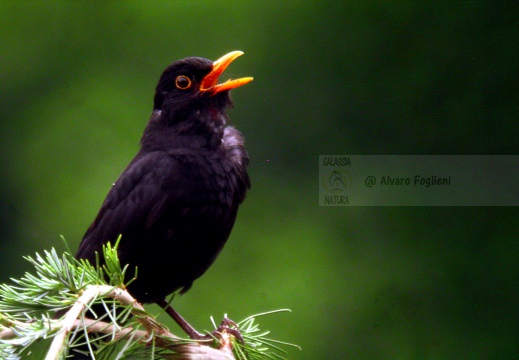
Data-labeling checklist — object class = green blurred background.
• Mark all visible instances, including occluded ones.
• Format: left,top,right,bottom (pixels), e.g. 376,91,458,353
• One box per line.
1,2,518,359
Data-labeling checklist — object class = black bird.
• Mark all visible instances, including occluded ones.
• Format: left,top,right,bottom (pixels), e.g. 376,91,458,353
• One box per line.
76,51,253,339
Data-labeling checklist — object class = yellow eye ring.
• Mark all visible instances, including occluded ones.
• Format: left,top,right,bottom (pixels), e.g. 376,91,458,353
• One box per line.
175,75,192,90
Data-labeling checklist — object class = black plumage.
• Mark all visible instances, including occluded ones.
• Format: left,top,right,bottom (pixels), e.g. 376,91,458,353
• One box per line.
76,52,252,312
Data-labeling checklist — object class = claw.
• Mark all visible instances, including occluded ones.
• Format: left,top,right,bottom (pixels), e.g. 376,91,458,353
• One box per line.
213,317,245,345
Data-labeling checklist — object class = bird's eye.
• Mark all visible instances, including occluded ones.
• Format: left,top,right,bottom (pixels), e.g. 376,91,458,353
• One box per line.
175,75,192,90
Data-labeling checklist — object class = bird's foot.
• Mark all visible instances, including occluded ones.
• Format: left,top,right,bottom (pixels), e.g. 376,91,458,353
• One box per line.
158,300,244,345
196,317,245,345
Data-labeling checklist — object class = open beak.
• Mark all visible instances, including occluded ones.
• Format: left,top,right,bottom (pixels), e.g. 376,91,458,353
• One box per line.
200,51,253,95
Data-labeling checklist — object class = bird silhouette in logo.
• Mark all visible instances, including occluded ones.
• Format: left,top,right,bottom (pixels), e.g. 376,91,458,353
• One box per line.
328,170,347,192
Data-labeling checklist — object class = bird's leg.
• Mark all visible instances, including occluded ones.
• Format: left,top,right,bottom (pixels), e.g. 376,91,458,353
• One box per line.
157,299,205,339
157,299,244,344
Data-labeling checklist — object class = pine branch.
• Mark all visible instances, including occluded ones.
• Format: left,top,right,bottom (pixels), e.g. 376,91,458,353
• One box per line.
0,242,299,360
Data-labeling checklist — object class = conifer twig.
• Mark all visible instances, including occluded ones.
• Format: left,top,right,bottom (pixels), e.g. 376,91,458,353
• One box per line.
45,284,173,360
0,244,299,359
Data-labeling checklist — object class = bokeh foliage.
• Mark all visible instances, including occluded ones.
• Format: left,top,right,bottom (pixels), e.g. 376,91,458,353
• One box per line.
1,2,518,359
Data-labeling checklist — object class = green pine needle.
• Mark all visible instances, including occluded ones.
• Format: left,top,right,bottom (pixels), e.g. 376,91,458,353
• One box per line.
0,241,299,359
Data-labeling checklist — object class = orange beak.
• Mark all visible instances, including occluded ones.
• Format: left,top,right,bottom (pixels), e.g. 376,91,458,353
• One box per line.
200,51,253,95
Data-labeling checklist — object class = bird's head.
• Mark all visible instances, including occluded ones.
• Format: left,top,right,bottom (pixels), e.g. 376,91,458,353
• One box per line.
151,51,252,137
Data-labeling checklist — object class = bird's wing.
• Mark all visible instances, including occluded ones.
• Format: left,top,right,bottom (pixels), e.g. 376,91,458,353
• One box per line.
76,151,185,262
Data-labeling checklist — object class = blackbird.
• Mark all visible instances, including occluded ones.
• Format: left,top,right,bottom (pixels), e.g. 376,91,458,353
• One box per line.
75,51,253,340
